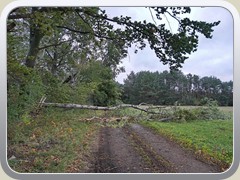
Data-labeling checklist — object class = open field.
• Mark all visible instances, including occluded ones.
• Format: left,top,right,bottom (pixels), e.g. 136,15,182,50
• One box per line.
180,106,233,119
140,119,233,168
179,106,233,113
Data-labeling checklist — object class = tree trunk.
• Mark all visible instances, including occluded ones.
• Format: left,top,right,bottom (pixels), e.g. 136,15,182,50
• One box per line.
42,102,165,114
25,8,44,68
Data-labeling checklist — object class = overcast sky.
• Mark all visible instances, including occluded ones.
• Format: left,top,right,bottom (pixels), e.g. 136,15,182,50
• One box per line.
102,7,233,84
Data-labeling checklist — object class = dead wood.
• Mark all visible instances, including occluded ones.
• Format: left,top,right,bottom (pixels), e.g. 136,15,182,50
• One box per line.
42,102,165,115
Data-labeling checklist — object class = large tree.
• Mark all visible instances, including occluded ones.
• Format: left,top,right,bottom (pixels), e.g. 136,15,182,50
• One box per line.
8,7,220,73
7,7,221,119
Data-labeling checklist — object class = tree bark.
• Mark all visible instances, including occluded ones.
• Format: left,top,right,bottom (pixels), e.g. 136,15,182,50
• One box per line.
42,102,165,114
25,8,44,68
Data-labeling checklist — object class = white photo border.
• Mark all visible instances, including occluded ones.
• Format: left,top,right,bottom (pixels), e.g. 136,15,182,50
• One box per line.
0,0,239,180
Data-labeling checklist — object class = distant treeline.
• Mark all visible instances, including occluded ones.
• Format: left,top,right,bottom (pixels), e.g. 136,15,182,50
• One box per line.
120,70,233,106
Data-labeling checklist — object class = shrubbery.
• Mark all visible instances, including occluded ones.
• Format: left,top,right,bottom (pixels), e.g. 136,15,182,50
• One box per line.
173,98,230,122
8,70,45,123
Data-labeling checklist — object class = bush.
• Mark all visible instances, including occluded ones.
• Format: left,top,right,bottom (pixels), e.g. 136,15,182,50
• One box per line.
173,108,198,122
8,70,45,123
199,97,218,106
172,99,230,122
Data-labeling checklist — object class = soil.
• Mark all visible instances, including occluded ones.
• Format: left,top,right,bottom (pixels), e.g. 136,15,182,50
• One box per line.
85,123,222,173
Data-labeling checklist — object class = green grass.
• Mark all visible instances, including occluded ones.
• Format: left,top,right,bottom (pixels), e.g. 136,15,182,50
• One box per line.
140,119,233,168
7,106,233,172
7,108,100,173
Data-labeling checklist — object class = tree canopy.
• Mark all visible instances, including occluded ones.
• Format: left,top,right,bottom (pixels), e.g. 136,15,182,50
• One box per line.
122,70,233,106
7,6,222,123
8,7,220,71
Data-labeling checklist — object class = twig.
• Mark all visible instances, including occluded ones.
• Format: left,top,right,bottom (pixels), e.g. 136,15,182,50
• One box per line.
148,7,157,25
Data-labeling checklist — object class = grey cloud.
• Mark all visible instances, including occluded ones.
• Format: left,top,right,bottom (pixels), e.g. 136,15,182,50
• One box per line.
102,7,234,83
181,7,233,82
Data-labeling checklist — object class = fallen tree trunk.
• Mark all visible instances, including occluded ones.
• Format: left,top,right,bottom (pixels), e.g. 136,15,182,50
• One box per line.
42,102,164,114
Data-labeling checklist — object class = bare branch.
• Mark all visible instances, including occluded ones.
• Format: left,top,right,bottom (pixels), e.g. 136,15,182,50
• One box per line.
148,7,157,25
163,13,173,33
82,9,152,39
45,49,54,60
164,11,181,24
8,13,31,19
56,25,92,34
75,10,94,33
38,39,72,50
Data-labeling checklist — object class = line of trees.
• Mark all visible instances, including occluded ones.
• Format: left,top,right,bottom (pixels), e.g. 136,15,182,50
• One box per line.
121,70,233,106
7,7,221,123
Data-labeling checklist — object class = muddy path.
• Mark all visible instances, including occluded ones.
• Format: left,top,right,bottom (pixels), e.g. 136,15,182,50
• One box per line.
86,123,221,173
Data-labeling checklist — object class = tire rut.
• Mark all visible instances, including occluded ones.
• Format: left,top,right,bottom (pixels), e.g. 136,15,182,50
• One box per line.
93,126,155,173
128,124,221,173
89,123,221,173
123,126,176,173
94,127,118,173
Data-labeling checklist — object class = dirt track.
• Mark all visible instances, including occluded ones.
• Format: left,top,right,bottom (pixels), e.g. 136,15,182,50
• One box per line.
86,123,221,173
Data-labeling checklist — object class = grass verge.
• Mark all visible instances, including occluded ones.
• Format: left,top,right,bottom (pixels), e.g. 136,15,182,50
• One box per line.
140,119,233,170
7,108,100,173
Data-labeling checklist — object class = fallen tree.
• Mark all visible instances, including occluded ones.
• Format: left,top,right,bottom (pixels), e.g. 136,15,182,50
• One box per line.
42,102,166,115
